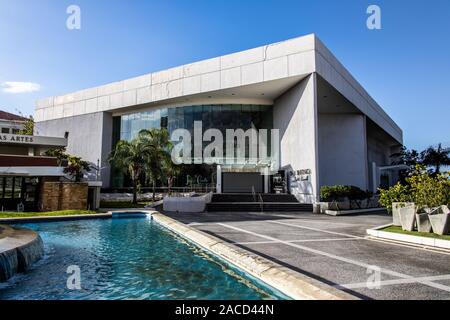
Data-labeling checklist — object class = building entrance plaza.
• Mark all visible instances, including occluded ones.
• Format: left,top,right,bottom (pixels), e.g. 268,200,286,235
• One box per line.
163,210,450,300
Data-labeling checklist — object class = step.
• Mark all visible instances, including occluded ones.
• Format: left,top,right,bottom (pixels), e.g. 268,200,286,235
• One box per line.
211,193,300,203
206,202,313,212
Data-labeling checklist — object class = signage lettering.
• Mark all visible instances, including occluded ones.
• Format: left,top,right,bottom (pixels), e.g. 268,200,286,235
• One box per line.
0,134,34,144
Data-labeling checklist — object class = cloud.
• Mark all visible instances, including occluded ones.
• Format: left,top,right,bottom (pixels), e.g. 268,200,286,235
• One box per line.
1,81,41,94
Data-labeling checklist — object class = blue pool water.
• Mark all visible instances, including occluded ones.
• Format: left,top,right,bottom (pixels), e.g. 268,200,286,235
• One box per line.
0,216,286,300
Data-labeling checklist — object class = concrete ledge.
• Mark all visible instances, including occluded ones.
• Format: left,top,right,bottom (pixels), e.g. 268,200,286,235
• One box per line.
325,208,387,216
0,225,44,281
367,224,450,250
152,212,358,300
0,213,112,224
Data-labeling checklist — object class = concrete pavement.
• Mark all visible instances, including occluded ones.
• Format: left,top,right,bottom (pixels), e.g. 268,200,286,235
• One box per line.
162,211,450,300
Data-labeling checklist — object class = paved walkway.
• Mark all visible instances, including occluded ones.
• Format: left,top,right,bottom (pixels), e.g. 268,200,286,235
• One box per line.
163,211,450,300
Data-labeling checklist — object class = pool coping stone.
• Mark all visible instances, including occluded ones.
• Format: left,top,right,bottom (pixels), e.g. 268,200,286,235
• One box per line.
152,212,359,300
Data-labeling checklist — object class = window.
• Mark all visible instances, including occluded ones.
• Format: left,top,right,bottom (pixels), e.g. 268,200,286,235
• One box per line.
13,177,22,199
12,128,20,134
1,128,10,134
4,177,13,199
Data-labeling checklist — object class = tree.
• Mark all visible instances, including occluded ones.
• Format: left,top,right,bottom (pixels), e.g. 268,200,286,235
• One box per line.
108,135,153,204
420,143,450,175
390,146,422,183
45,147,90,181
161,153,181,196
391,146,421,167
139,128,172,201
64,155,91,182
18,115,34,135
44,147,69,166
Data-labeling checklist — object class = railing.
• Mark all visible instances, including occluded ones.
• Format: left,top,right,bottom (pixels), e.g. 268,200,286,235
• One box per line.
259,193,264,212
102,185,216,195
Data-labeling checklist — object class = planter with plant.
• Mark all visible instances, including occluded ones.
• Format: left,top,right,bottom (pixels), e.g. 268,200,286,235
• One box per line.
380,165,450,235
319,185,373,213
379,183,413,227
409,169,450,235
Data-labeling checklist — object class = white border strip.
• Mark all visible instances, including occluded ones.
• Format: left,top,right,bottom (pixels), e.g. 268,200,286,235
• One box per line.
367,224,450,250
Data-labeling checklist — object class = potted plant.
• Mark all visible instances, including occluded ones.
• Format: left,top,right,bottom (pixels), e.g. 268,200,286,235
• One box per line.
379,183,412,227
319,185,350,212
429,205,450,235
408,168,450,235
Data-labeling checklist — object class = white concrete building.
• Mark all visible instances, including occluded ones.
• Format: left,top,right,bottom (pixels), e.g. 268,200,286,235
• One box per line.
34,34,402,202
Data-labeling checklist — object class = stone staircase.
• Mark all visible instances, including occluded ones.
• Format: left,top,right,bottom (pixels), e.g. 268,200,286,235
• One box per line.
206,194,313,212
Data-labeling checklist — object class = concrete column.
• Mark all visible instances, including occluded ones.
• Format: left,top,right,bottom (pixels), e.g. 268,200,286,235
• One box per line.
263,167,269,193
216,165,222,193
372,162,378,192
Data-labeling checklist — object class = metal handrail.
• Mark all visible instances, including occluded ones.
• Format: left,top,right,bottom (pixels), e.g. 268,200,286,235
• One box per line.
259,193,264,212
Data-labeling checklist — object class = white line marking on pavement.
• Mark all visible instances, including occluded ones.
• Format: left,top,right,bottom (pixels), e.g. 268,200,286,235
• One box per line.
269,220,363,239
217,223,450,293
339,274,450,290
234,238,361,245
187,223,206,226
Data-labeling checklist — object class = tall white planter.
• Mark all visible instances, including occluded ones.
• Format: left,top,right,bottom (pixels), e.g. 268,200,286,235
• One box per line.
399,205,416,232
392,203,414,227
429,206,450,236
415,212,432,233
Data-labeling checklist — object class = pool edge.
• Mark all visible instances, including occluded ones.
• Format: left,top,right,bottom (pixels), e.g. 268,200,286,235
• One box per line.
151,212,358,301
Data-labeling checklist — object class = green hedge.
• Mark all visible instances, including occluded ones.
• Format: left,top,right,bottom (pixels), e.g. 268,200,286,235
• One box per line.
320,185,369,202
379,166,450,211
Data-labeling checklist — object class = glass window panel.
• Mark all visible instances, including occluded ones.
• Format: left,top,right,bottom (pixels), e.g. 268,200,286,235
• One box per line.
0,177,3,198
13,177,22,199
4,177,13,199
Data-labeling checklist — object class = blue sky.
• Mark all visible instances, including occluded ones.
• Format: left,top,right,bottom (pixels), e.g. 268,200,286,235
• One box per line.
0,0,449,150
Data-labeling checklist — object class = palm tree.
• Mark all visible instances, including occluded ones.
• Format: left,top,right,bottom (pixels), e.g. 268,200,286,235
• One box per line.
161,153,181,196
139,128,172,201
421,143,450,174
390,146,421,167
108,135,152,204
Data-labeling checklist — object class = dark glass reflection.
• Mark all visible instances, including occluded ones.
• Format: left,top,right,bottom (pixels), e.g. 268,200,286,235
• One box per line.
110,104,273,189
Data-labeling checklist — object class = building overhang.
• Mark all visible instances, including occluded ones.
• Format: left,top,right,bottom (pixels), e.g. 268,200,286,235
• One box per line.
34,33,402,144
0,166,65,177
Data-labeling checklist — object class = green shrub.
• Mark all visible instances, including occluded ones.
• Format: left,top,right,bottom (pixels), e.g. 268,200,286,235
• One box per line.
320,185,368,202
379,165,450,212
379,183,412,212
407,168,450,210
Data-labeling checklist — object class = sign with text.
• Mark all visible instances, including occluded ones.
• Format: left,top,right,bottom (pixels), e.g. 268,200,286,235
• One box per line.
0,134,67,147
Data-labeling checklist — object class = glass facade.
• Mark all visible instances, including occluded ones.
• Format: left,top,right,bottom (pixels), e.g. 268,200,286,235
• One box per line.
111,104,273,188
116,104,273,143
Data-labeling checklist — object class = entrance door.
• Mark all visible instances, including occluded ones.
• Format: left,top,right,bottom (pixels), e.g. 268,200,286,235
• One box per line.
222,173,263,193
